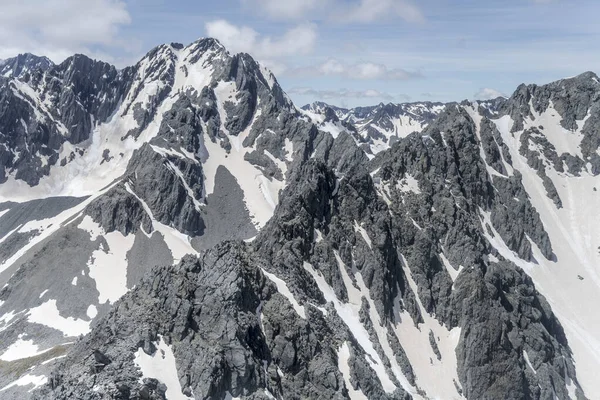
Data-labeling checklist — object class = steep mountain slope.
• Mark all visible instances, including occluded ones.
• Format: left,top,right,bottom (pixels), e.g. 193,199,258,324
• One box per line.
0,39,315,398
0,39,598,400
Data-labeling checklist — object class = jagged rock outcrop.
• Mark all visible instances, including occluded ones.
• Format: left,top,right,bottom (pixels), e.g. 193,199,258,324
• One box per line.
34,245,365,400
501,72,600,175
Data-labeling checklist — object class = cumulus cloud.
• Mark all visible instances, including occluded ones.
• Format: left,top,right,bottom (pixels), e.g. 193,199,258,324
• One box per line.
204,21,419,83
337,0,424,23
205,20,317,60
0,0,131,62
288,87,397,101
474,88,506,100
291,59,421,80
243,0,424,23
242,0,328,19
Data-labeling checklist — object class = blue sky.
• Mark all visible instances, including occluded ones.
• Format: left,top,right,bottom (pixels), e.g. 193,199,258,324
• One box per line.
1,0,598,107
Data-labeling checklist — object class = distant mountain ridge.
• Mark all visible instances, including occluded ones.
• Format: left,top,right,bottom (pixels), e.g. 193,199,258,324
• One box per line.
300,99,507,157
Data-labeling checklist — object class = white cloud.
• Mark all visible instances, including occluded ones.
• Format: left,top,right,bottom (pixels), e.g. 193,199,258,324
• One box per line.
288,87,397,101
291,59,421,80
205,20,317,61
258,60,289,76
243,0,424,23
337,0,424,23
242,0,328,19
474,88,506,100
0,0,131,62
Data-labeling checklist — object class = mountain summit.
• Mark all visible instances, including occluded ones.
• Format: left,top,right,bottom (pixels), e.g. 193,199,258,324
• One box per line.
0,40,598,400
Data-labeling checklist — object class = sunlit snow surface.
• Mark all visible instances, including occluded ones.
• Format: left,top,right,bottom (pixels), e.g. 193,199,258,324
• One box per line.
78,216,135,304
0,374,47,393
261,268,306,319
337,342,368,400
0,336,45,362
27,300,90,337
134,336,192,400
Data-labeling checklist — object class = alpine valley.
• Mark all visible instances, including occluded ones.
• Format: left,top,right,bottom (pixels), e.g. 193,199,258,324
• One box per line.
0,39,598,400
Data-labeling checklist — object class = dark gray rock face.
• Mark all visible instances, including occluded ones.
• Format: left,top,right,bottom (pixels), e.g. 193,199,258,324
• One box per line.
191,165,257,251
125,230,174,288
375,107,553,266
0,78,63,185
465,261,577,400
125,144,205,235
122,44,179,140
41,55,126,143
428,330,441,361
256,157,421,325
85,185,153,236
33,118,585,399
479,117,512,176
518,127,563,208
0,40,227,186
33,245,351,400
152,95,203,155
75,39,304,240
34,97,586,399
33,152,423,399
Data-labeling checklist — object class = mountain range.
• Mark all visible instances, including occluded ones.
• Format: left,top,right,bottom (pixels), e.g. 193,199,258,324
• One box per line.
0,40,598,400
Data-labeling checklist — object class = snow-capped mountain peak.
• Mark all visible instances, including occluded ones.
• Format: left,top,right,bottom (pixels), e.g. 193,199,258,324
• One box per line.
0,53,54,79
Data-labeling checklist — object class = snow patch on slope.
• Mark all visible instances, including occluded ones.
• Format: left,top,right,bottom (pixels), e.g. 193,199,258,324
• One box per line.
0,183,119,277
0,336,45,361
134,336,192,400
27,300,90,336
0,373,47,393
83,219,135,304
397,174,421,194
525,102,588,158
0,42,216,203
353,220,372,249
439,252,463,284
338,342,368,400
261,268,306,319
200,113,284,228
393,255,464,399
